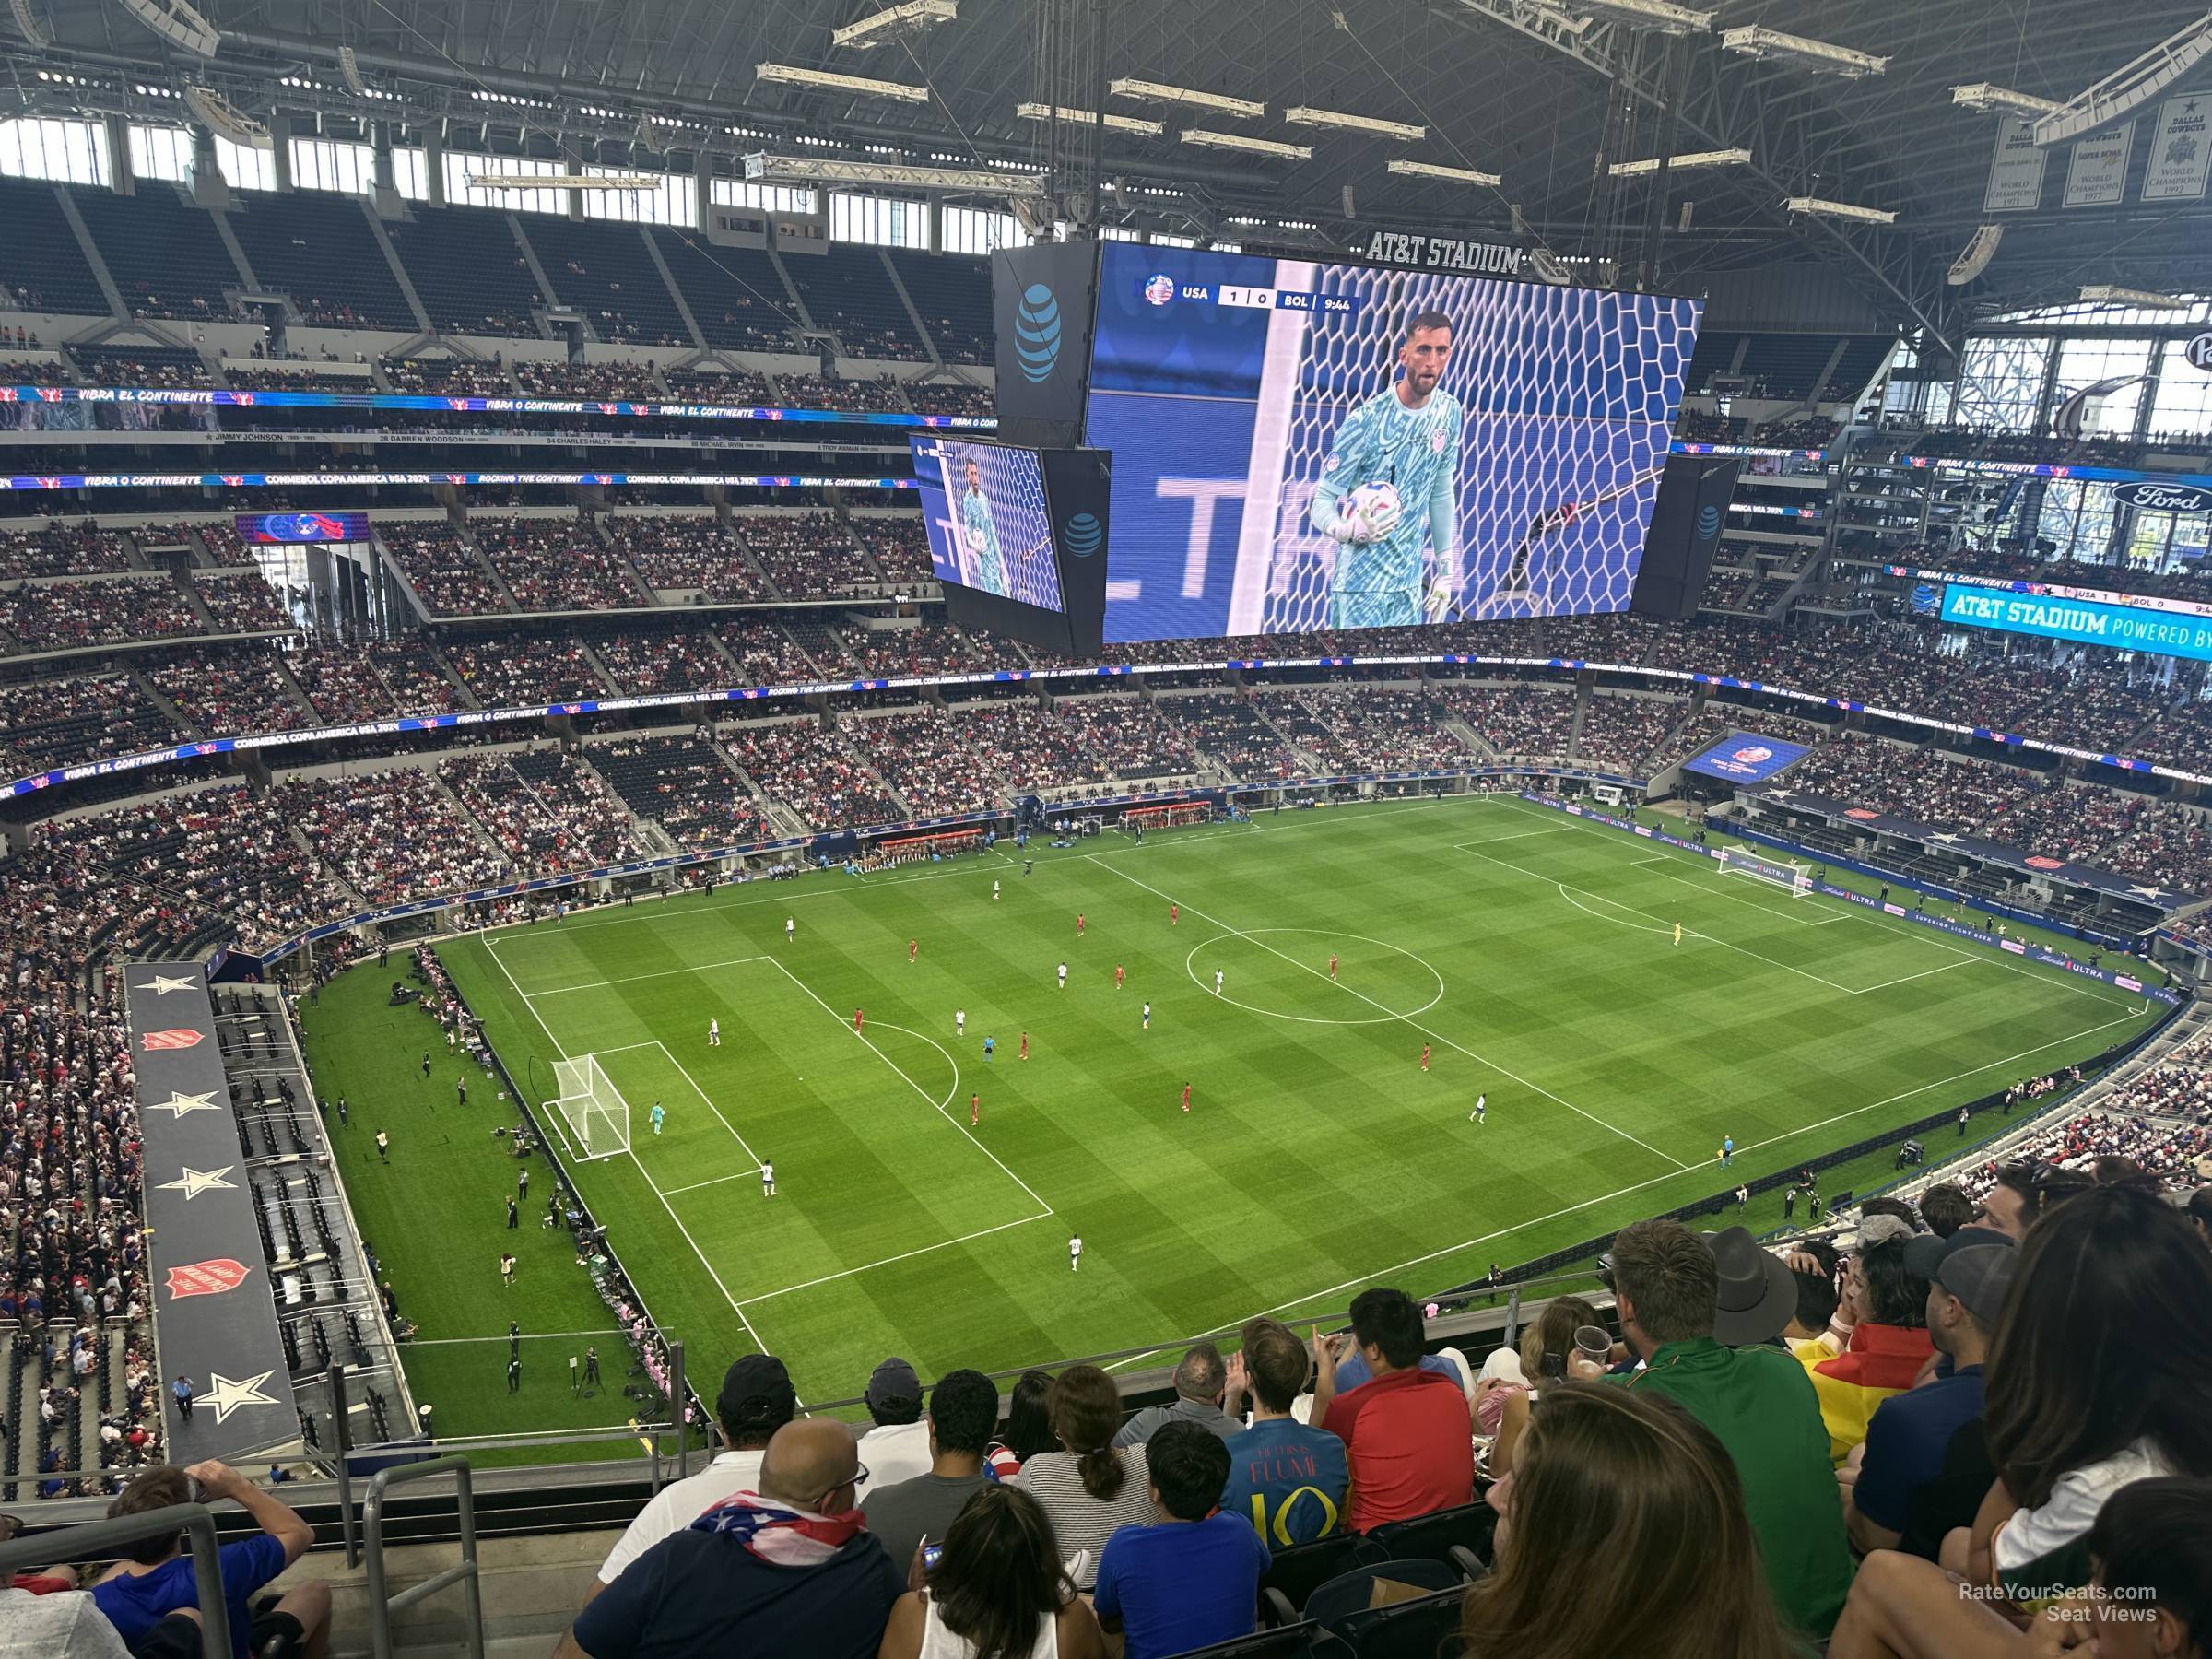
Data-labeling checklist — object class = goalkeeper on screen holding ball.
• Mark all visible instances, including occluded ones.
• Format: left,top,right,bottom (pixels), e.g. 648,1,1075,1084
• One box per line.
958,453,1008,596
1305,310,1464,629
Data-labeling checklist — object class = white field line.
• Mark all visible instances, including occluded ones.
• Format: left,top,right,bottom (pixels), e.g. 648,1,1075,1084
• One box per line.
661,1169,763,1196
652,1039,764,1170
1448,828,1577,847
482,937,780,1368
738,1212,1054,1306
1103,999,2145,1374
514,954,770,997
1082,854,1691,1173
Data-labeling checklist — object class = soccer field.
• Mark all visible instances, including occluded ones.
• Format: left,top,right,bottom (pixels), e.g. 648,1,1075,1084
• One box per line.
352,793,2153,1419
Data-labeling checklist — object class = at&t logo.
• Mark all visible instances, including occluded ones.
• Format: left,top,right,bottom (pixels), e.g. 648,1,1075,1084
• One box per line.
1062,512,1102,556
1014,284,1062,383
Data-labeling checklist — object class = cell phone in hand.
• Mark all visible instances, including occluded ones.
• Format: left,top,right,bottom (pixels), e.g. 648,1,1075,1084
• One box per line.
921,1543,944,1571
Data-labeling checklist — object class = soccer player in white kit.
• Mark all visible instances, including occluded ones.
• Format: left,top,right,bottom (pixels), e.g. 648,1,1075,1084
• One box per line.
785,916,795,944
1057,961,1067,990
1306,311,1465,629
1470,1094,1487,1124
955,1008,966,1036
708,1018,720,1047
1068,1233,1082,1273
761,1159,776,1196
1214,969,1224,995
993,879,1001,901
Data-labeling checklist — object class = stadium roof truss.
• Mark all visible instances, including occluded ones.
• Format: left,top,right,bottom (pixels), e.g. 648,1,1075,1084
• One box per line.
1,0,2207,339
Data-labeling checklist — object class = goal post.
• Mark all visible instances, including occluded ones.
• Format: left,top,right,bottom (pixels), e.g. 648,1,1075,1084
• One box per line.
549,1053,631,1161
1716,845,1816,899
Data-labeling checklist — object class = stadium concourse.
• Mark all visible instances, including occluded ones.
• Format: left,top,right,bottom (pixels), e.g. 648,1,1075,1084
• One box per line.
11,0,2212,1651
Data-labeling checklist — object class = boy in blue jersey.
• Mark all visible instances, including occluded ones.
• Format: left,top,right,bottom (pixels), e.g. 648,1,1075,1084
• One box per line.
1307,311,1464,629
959,456,1007,595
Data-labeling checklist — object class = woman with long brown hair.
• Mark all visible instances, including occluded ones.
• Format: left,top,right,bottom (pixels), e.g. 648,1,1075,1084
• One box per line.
1006,1365,1155,1590
1461,1383,1801,1659
876,1484,1105,1659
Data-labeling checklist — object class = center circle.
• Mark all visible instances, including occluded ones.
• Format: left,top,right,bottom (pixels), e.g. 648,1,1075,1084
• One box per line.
1183,928,1445,1026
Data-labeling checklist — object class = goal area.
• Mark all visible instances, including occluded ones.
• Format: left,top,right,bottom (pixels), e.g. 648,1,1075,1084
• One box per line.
1123,802,1212,833
1717,846,1815,898
549,1054,630,1161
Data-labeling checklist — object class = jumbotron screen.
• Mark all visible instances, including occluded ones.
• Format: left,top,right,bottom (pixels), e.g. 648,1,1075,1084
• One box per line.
1085,243,1702,642
910,435,1067,614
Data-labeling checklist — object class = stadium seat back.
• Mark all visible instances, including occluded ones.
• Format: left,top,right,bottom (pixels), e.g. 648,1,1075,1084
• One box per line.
1302,1559,1462,1633
1165,1622,1321,1659
1338,1584,1469,1658
1259,1529,1387,1611
1368,1500,1498,1569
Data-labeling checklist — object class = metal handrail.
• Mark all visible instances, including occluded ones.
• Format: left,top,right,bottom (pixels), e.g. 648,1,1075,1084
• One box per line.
362,1454,485,1659
0,1500,233,1658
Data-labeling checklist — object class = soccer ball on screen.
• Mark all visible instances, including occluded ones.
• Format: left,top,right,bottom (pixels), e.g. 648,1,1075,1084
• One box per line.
1336,480,1403,543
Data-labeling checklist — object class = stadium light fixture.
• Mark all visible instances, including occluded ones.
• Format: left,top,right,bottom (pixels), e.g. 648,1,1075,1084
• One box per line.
1783,194,1897,225
831,0,956,51
1180,129,1312,161
467,171,665,190
2032,14,2212,147
118,0,219,57
1387,157,1502,187
744,151,1048,196
755,62,931,104
1282,106,1426,142
1111,77,1265,119
1949,83,2062,119
1549,0,1713,35
1721,25,1888,77
183,85,269,147
1607,146,1752,177
2078,285,2192,309
1015,102,1164,136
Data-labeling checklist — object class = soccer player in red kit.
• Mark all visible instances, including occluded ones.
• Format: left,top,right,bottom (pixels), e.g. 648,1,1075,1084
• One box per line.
971,1092,981,1127
1170,903,1179,926
1420,1043,1430,1073
1018,1031,1030,1061
908,938,918,965
1181,1082,1191,1114
853,1008,865,1034
1329,953,1339,980
1114,964,1125,989
1077,913,1086,935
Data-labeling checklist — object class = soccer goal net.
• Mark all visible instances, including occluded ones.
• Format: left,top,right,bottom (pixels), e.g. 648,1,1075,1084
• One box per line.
549,1054,630,1161
1717,846,1816,898
1230,260,1700,634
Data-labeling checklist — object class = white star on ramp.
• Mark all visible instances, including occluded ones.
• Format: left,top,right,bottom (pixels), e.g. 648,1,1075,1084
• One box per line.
2128,884,2169,900
156,1166,236,1201
1926,832,1961,843
200,1370,278,1425
134,974,199,995
149,1090,220,1119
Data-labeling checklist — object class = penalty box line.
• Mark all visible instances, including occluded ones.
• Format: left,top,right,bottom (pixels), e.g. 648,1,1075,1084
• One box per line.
1081,854,1691,1174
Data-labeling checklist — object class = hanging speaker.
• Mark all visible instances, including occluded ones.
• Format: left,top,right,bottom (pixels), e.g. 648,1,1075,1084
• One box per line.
1947,223,2002,286
185,84,271,147
1528,247,1571,285
338,44,369,97
118,0,219,56
1341,182,1355,218
8,0,51,46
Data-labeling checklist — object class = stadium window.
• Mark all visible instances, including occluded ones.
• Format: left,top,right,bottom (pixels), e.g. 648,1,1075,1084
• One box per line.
215,136,275,193
127,124,194,184
2149,338,2212,442
580,166,694,225
2054,337,2154,434
290,137,374,195
941,205,1018,255
712,177,817,216
1100,226,1141,241
1151,232,1196,248
0,115,111,186
830,192,926,249
390,146,429,201
1954,335,2052,430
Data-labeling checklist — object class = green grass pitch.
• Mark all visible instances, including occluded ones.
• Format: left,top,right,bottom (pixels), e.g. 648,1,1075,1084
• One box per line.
301,793,2155,1439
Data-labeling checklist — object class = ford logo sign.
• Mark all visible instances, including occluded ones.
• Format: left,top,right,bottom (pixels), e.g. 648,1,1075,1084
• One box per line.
2111,479,2212,515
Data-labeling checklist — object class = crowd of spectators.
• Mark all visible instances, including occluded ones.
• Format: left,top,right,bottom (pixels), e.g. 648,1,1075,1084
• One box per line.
381,356,513,396
771,372,910,416
588,625,731,697
1056,696,1204,781
833,620,986,678
143,645,312,736
852,517,935,587
367,637,465,715
608,516,771,603
1167,692,1302,778
0,670,175,779
956,703,1111,792
512,359,664,402
719,718,900,829
900,382,994,418
717,618,824,685
1778,739,2028,831
852,712,1002,818
193,570,290,635
1571,693,1691,775
1437,683,1580,760
383,525,508,617
273,768,506,903
0,576,203,654
440,751,646,873
286,642,397,724
664,364,773,405
475,518,645,612
739,513,878,599
67,347,212,390
444,630,611,709
0,524,134,580
583,735,763,851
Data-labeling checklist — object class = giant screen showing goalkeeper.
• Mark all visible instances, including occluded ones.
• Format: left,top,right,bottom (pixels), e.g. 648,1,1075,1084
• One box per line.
1084,244,1703,641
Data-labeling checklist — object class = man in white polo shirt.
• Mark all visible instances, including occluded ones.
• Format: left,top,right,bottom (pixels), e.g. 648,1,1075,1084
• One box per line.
582,1353,798,1603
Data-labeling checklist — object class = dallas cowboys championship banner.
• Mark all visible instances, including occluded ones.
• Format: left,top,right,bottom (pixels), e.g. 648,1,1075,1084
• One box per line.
130,963,298,1462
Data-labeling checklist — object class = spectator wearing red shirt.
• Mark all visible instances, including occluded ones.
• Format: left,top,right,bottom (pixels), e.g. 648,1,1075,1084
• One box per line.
1312,1287,1473,1532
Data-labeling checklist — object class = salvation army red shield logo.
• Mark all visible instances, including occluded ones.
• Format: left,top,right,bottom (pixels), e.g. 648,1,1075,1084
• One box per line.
166,1258,251,1300
2026,855,2064,870
141,1028,204,1051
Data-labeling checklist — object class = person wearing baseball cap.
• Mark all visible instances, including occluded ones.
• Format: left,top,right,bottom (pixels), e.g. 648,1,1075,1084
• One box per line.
855,1357,932,1499
584,1352,798,1602
1842,1228,2017,1557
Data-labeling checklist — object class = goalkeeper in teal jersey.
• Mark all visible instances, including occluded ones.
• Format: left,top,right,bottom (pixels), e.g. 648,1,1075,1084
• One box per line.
1306,311,1464,629
958,455,1008,596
